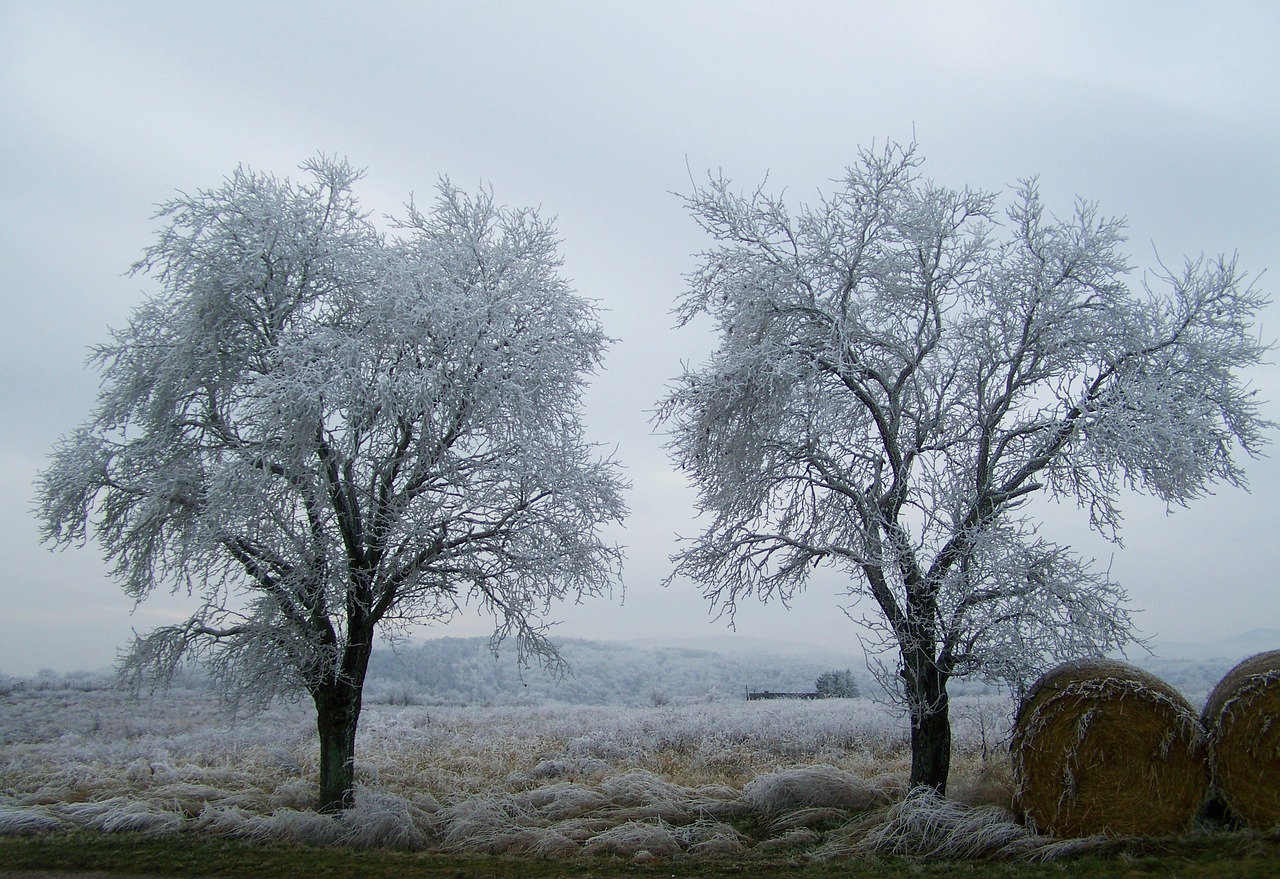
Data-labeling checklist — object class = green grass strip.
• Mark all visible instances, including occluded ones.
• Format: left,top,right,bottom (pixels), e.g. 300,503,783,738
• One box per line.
2,830,1279,879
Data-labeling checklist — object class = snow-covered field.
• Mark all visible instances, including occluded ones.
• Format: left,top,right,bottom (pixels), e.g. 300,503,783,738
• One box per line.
2,675,1081,859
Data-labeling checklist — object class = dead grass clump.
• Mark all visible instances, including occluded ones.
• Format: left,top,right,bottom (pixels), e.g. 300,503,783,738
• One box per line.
764,806,853,833
338,790,433,848
753,826,820,851
1011,659,1207,838
192,804,274,839
580,818,683,858
267,777,317,811
56,798,185,835
1201,649,1280,829
510,781,609,821
260,808,346,846
597,769,696,822
677,820,750,856
949,758,1016,810
741,764,890,817
436,797,536,854
0,804,63,835
526,828,580,858
148,781,250,817
841,786,1041,860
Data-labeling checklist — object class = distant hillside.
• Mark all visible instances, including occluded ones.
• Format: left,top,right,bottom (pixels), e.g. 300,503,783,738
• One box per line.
364,628,1279,708
1142,628,1280,663
364,636,870,706
1126,628,1280,706
15,628,1265,710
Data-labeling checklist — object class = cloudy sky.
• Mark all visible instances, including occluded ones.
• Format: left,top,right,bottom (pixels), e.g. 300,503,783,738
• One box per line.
2,1,1277,676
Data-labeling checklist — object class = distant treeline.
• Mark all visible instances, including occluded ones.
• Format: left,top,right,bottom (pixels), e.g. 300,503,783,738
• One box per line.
362,637,872,706
1,638,1242,709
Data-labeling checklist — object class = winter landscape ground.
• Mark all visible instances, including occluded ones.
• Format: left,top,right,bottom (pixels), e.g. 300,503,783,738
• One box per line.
3,637,1279,877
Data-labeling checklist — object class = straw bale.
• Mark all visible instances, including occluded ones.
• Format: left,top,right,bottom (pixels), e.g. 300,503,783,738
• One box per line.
1201,649,1280,829
1011,659,1207,838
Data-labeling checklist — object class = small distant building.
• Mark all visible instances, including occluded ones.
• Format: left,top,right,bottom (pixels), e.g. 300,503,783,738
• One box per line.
745,688,820,701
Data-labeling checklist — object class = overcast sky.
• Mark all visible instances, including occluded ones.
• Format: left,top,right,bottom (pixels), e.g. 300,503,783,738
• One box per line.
2,1,1277,676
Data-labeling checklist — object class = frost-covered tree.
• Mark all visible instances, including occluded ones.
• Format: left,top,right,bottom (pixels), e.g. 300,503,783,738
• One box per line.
660,142,1272,792
815,669,859,699
37,157,626,811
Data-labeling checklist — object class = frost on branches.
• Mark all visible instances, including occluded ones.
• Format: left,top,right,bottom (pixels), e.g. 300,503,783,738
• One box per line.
37,157,627,811
659,142,1272,792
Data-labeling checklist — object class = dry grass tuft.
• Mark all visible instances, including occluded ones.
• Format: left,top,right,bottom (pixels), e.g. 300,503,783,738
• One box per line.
1011,659,1207,838
742,764,892,817
818,787,1116,862
844,786,1039,859
1202,649,1280,829
753,826,821,851
56,798,185,835
949,757,1017,809
580,818,684,858
0,804,63,835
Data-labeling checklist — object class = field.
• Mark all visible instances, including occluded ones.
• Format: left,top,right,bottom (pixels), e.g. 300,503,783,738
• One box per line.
1,675,1277,877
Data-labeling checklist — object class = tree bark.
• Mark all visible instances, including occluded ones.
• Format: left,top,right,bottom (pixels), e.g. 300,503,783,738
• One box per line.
314,678,364,813
909,691,952,793
312,633,374,814
904,645,952,793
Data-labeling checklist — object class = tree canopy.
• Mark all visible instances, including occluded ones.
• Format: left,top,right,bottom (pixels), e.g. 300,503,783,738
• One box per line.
660,142,1272,790
37,157,627,809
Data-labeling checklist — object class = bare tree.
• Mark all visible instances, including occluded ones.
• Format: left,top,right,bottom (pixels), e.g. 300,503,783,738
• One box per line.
37,157,627,811
659,142,1272,792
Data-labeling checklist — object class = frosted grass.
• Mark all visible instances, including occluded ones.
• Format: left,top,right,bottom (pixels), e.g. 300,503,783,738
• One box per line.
0,677,1058,859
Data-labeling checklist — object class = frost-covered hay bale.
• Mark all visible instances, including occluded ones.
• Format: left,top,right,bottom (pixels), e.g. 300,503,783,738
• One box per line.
1011,659,1207,838
1202,649,1280,828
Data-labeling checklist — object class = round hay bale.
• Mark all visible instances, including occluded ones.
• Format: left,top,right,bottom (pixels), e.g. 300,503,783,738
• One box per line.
1201,649,1280,829
1010,659,1207,838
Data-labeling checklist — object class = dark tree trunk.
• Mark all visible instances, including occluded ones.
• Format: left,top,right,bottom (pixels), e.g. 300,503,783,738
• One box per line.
904,645,952,793
909,690,952,793
312,637,373,813
314,679,363,813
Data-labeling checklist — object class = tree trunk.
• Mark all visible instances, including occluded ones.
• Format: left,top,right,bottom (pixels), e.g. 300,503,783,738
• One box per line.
909,689,952,793
314,679,364,812
904,645,952,793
